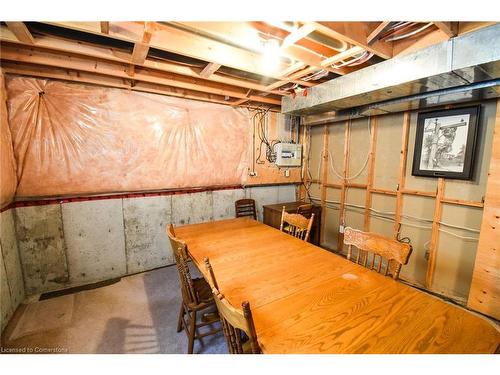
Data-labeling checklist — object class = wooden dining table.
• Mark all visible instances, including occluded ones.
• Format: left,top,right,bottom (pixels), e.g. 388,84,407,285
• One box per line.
175,217,500,354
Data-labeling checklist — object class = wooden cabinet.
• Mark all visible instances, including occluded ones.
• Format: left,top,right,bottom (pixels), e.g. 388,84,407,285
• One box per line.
263,201,322,246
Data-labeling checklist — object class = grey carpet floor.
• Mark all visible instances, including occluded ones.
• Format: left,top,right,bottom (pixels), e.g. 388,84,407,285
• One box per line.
2,264,227,354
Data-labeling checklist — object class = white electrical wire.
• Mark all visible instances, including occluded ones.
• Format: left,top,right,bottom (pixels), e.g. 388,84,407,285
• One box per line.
439,228,479,242
321,117,372,181
308,194,482,240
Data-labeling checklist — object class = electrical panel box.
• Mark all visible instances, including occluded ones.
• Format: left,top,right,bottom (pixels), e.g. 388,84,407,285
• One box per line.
275,143,302,167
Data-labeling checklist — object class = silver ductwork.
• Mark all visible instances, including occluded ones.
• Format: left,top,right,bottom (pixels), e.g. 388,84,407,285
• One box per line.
282,24,500,117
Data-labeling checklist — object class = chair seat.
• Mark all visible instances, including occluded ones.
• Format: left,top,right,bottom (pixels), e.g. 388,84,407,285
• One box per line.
193,277,213,303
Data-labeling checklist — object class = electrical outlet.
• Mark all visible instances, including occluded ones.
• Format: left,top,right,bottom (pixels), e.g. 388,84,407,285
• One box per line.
339,225,345,233
284,169,290,177
249,171,257,177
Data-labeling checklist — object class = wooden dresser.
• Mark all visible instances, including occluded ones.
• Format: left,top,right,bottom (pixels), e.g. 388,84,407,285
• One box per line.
263,201,322,246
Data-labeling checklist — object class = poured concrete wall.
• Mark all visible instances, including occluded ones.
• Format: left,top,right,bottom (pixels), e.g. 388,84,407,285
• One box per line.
1,209,25,333
9,185,296,298
307,100,496,303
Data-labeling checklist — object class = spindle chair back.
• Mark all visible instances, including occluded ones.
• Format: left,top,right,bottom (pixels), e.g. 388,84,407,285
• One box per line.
279,206,314,242
343,227,412,280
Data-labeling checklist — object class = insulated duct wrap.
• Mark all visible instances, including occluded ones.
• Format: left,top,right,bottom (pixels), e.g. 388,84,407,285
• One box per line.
0,73,17,208
6,76,251,198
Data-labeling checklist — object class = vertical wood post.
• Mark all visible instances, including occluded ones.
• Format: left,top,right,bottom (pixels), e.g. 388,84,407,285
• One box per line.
467,98,500,319
318,125,330,245
393,112,411,238
364,116,378,231
319,125,329,246
337,120,350,252
426,177,445,289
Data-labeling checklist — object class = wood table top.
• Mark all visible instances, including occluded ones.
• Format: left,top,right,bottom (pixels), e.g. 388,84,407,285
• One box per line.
175,217,500,354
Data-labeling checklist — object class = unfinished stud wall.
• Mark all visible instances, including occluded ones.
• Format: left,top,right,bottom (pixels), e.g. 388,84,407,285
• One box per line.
304,99,497,306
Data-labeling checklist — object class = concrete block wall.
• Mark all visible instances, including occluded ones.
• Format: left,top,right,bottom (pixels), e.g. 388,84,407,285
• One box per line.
0,209,25,333
3,185,296,304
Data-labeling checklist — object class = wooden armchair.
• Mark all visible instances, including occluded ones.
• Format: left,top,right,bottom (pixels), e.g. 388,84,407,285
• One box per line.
343,227,412,280
166,224,221,354
204,257,261,354
279,206,315,242
235,198,257,220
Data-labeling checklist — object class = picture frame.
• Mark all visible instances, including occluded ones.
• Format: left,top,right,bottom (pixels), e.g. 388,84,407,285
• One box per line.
411,106,480,180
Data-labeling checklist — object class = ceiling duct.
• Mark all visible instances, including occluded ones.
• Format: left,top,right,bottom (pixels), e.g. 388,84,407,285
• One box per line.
282,24,500,116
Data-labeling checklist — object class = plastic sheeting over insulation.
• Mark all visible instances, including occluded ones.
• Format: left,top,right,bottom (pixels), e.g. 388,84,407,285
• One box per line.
1,73,17,208
6,76,251,198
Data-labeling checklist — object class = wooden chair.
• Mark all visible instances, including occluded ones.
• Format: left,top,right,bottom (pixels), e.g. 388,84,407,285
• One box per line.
166,224,221,354
204,257,261,354
343,227,412,280
279,206,315,242
235,198,257,220
296,203,313,218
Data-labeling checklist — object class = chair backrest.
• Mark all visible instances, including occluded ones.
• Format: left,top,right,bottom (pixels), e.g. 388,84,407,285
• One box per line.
235,198,257,220
343,227,412,280
166,224,199,305
279,206,315,242
205,258,260,354
296,203,313,218
204,257,219,290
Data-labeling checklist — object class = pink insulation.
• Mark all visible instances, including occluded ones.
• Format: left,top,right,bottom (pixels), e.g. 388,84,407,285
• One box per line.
1,73,17,208
6,76,251,198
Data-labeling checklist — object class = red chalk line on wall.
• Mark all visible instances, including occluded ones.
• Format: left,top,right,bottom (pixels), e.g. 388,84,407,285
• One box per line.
0,182,299,213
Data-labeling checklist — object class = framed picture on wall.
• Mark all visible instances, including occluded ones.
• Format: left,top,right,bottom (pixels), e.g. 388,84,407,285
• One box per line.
411,106,480,180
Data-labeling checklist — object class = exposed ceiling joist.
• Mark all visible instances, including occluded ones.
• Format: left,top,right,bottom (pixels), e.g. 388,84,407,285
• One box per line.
367,21,392,45
320,46,364,68
100,22,109,34
0,46,281,105
2,62,282,111
0,27,284,96
277,61,306,78
131,22,153,65
433,22,458,37
312,22,393,59
281,23,316,49
5,22,35,44
199,63,221,78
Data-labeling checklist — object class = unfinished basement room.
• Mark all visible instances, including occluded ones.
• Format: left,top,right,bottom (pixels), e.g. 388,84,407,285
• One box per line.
1,1,499,372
